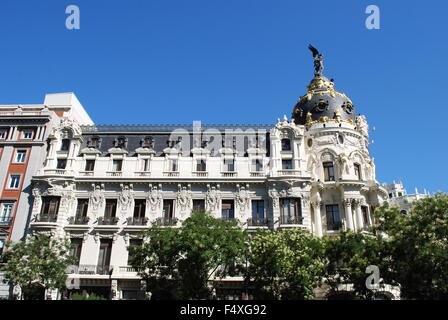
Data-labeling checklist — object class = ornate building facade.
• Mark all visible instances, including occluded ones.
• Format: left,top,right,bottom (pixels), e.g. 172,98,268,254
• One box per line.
16,49,388,299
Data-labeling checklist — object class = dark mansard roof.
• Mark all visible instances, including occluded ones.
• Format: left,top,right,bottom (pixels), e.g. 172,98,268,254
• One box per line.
79,124,272,157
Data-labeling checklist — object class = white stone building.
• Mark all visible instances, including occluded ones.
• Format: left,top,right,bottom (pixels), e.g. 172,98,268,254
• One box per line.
24,50,388,300
383,181,429,214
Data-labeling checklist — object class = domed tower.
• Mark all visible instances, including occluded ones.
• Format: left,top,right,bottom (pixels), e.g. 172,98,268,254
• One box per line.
268,45,387,237
292,45,356,125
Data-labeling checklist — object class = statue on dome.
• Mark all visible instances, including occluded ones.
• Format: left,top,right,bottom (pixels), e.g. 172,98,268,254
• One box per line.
308,44,324,77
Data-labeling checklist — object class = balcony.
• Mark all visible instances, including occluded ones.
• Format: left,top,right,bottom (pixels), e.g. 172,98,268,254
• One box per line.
79,171,94,177
247,217,269,227
118,266,141,273
135,171,151,177
0,217,12,227
192,171,208,177
68,216,90,225
221,216,236,222
127,217,148,226
41,169,73,176
279,216,303,225
106,171,122,177
67,264,113,275
278,170,300,176
221,172,237,178
97,216,119,225
154,217,178,226
35,214,58,223
163,171,179,177
249,171,265,177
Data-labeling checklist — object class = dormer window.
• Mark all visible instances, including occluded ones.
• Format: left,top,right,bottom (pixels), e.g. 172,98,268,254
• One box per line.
116,137,126,149
281,139,291,151
88,137,101,148
142,136,154,148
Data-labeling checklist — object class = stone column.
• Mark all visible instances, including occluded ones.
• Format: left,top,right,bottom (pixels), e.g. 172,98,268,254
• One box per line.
343,199,354,231
312,201,323,237
354,199,364,231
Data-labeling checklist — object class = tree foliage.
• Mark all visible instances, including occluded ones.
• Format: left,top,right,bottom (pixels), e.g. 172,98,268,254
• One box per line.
373,194,448,299
129,211,245,299
0,235,75,299
248,228,325,299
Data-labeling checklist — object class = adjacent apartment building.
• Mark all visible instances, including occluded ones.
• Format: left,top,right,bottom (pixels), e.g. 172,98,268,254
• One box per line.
0,93,93,298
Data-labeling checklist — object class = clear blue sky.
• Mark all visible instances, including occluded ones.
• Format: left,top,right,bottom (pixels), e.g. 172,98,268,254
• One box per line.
0,0,446,193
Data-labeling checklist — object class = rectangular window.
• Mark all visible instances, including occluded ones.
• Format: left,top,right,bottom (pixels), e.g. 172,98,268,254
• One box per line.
323,162,335,181
112,160,122,172
76,199,89,218
0,202,14,223
251,159,263,172
142,159,150,171
163,199,174,219
169,159,178,172
98,239,112,272
61,139,70,151
280,198,302,224
354,163,361,180
133,199,146,218
192,199,205,212
85,159,95,171
281,139,291,151
70,238,83,266
282,159,293,170
196,159,206,172
40,196,60,217
104,199,117,218
221,200,235,220
0,129,8,140
8,175,20,189
251,200,265,219
56,159,67,169
361,206,369,226
22,130,34,139
15,150,27,163
224,158,235,172
325,205,342,231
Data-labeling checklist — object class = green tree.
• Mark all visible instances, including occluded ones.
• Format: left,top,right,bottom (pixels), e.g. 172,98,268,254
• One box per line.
129,211,245,300
373,194,448,299
248,228,325,300
0,235,75,300
322,231,387,300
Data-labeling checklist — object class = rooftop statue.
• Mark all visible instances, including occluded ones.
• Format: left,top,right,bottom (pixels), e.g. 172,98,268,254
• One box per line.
308,44,324,77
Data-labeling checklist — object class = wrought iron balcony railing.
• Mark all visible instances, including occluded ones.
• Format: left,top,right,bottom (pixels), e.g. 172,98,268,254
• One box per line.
127,217,149,225
154,217,178,226
34,214,58,223
68,216,90,225
247,217,269,227
279,215,303,225
327,222,343,231
97,216,119,225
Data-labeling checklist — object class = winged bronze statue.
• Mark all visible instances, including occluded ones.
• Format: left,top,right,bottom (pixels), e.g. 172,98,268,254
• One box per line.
308,44,324,77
